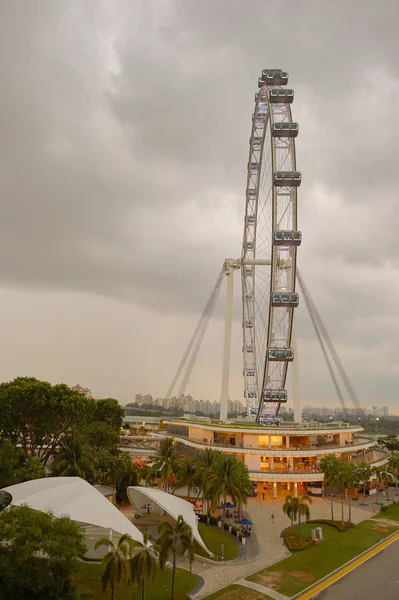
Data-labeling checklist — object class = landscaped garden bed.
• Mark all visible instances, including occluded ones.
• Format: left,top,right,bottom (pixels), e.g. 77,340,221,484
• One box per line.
195,523,240,561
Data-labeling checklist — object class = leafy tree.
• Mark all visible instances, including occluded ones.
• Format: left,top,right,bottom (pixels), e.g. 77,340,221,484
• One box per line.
173,457,201,500
130,530,158,600
51,431,94,480
282,494,299,529
84,421,119,458
377,435,399,452
154,437,178,492
0,505,86,600
0,377,96,465
20,456,46,481
157,515,194,600
292,495,312,544
95,534,134,600
95,398,124,432
0,441,23,487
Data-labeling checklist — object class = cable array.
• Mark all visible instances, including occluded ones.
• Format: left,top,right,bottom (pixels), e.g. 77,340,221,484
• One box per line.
165,266,225,399
297,269,364,418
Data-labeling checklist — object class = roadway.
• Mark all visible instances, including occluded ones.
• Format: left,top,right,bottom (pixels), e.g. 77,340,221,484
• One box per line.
316,538,399,599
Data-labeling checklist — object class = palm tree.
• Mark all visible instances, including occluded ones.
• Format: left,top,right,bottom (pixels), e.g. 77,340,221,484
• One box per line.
108,452,132,502
173,456,200,500
372,466,384,504
357,462,372,500
51,431,94,479
140,465,158,488
207,455,252,525
339,463,358,523
95,534,135,600
20,456,46,481
157,515,194,600
294,495,312,544
282,494,299,530
388,451,399,495
320,455,341,521
154,438,177,492
378,469,395,501
197,449,221,517
130,530,158,600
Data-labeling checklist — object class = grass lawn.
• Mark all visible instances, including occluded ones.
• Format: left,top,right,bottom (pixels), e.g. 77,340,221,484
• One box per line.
196,523,239,561
201,584,274,600
375,503,399,521
246,520,398,597
73,562,197,600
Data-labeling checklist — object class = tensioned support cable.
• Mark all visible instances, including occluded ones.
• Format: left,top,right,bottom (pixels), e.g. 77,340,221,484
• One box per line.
297,269,364,418
165,266,225,399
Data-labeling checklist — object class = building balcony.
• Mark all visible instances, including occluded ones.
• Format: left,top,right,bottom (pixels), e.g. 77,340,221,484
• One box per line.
162,432,377,457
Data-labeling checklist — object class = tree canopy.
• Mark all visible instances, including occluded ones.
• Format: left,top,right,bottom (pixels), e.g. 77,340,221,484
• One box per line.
0,377,125,468
0,505,86,600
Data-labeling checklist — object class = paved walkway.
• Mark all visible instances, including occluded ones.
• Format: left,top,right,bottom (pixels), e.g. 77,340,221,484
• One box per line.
189,495,373,599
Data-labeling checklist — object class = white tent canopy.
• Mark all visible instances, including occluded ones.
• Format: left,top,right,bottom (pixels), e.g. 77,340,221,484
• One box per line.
4,477,143,543
127,486,212,555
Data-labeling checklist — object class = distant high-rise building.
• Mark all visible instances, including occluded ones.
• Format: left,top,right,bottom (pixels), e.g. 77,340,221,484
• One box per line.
382,406,389,417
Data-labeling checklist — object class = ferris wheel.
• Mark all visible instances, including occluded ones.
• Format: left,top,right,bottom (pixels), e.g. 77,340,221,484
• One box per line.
241,69,301,422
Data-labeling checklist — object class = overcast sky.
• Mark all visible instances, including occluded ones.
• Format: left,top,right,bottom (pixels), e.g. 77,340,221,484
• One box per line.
1,0,399,413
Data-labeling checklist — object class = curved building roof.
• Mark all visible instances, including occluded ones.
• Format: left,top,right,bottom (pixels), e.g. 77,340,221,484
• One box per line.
127,486,212,556
3,477,143,543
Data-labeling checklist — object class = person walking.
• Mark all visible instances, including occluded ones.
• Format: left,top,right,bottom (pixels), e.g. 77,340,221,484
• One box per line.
271,512,274,523
262,492,265,500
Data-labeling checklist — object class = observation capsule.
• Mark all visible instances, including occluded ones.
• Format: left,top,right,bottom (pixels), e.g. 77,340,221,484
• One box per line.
267,347,294,361
273,171,302,187
269,88,294,103
263,390,288,402
271,292,299,308
272,122,299,138
273,230,302,246
262,69,289,86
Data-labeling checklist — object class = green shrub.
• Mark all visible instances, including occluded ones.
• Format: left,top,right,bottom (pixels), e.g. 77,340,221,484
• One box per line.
223,522,229,531
134,513,141,519
380,505,388,513
209,516,218,526
308,519,352,532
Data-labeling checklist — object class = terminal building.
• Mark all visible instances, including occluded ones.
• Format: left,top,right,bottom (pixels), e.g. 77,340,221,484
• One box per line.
163,418,387,498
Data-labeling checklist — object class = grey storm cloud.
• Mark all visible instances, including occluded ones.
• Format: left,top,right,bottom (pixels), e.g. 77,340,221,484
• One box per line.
0,0,398,407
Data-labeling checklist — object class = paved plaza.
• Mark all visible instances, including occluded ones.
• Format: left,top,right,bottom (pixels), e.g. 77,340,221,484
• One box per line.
189,494,374,598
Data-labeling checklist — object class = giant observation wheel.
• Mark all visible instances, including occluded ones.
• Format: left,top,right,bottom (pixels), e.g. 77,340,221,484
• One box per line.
242,69,301,422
